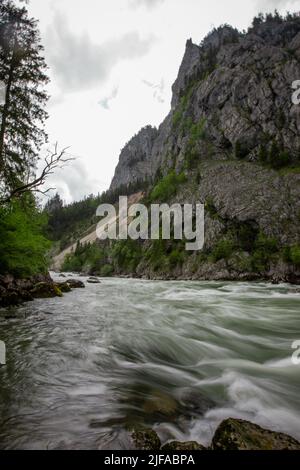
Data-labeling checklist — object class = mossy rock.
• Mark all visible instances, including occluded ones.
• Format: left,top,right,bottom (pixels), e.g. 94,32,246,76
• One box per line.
131,429,161,450
162,441,207,451
30,282,62,299
212,418,300,450
57,282,72,293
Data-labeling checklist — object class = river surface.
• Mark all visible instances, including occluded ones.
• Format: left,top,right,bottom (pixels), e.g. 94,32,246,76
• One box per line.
0,276,300,449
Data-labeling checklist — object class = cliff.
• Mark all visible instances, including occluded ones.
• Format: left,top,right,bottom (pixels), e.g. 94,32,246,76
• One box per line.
110,17,300,187
55,14,300,282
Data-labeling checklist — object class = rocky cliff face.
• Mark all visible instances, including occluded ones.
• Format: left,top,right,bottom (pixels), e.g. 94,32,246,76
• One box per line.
110,126,158,190
110,15,300,188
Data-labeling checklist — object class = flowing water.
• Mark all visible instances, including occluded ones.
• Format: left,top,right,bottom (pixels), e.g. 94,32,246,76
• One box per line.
0,276,299,449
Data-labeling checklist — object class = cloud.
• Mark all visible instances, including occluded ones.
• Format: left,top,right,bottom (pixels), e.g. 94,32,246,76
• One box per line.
255,0,299,9
45,13,155,92
41,158,106,203
99,87,119,110
129,0,165,10
142,78,165,103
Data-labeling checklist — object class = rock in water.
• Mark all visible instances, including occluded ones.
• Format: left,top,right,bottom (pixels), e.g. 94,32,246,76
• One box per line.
162,441,207,451
87,277,101,284
212,418,300,450
66,279,85,289
57,282,72,293
30,282,62,299
131,429,161,450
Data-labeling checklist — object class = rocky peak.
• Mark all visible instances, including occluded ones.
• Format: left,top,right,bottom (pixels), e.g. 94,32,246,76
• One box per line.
110,13,300,191
171,39,200,110
110,125,158,191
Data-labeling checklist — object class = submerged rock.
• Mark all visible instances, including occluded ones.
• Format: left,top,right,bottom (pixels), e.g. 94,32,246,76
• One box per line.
87,277,101,284
212,418,300,450
131,428,161,451
162,441,207,451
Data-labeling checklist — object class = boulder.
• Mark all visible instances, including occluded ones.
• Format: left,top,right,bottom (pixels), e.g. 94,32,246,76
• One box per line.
66,279,85,289
131,429,161,451
87,277,101,284
162,441,207,451
57,282,72,293
212,418,300,450
30,282,62,299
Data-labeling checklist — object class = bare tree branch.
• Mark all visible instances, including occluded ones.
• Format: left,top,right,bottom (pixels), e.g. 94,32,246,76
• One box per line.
0,144,74,205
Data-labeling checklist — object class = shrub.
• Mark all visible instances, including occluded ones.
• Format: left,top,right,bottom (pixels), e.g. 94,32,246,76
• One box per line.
150,171,187,202
0,200,51,278
283,245,300,267
235,140,250,160
290,246,300,267
168,248,185,268
251,232,278,272
211,239,234,262
101,264,114,277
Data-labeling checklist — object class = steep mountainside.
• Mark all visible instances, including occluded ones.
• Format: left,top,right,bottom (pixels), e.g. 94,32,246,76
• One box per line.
111,17,300,187
56,14,300,282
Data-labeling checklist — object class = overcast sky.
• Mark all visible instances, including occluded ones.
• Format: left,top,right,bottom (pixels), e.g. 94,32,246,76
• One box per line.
21,0,299,203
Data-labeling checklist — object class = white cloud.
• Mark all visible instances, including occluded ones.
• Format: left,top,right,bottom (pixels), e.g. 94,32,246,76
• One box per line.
129,0,165,10
45,12,156,92
255,0,299,10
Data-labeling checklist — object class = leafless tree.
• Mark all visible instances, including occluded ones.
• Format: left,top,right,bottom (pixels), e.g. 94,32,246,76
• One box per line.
0,143,74,204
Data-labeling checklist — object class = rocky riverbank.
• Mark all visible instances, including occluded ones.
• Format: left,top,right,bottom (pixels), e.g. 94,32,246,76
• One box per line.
131,418,300,451
0,273,85,308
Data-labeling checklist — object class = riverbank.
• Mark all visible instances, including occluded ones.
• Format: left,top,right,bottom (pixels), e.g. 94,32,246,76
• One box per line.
0,273,85,308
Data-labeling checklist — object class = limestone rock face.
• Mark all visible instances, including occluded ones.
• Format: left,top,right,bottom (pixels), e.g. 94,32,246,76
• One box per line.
110,126,158,191
110,17,300,188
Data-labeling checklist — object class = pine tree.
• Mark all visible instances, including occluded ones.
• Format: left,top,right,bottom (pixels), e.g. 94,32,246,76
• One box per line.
0,0,49,195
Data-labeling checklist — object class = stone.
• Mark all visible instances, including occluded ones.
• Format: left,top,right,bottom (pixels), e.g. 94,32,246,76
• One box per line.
30,282,62,299
87,277,101,284
66,279,85,289
131,429,161,451
162,441,207,451
56,282,72,293
212,418,300,450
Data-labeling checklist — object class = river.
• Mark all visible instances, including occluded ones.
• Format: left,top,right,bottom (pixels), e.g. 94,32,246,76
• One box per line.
0,276,299,449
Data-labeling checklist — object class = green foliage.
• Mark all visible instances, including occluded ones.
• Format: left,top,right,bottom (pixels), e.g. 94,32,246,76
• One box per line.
101,264,114,277
258,140,292,169
111,239,142,272
168,248,185,268
172,109,182,128
0,0,49,197
205,197,219,219
149,171,187,202
45,179,150,248
283,245,300,267
0,199,51,277
62,242,105,274
210,239,235,262
184,118,207,169
251,232,278,272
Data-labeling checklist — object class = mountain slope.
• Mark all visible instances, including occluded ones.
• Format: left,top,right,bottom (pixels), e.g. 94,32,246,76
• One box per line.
53,13,300,282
